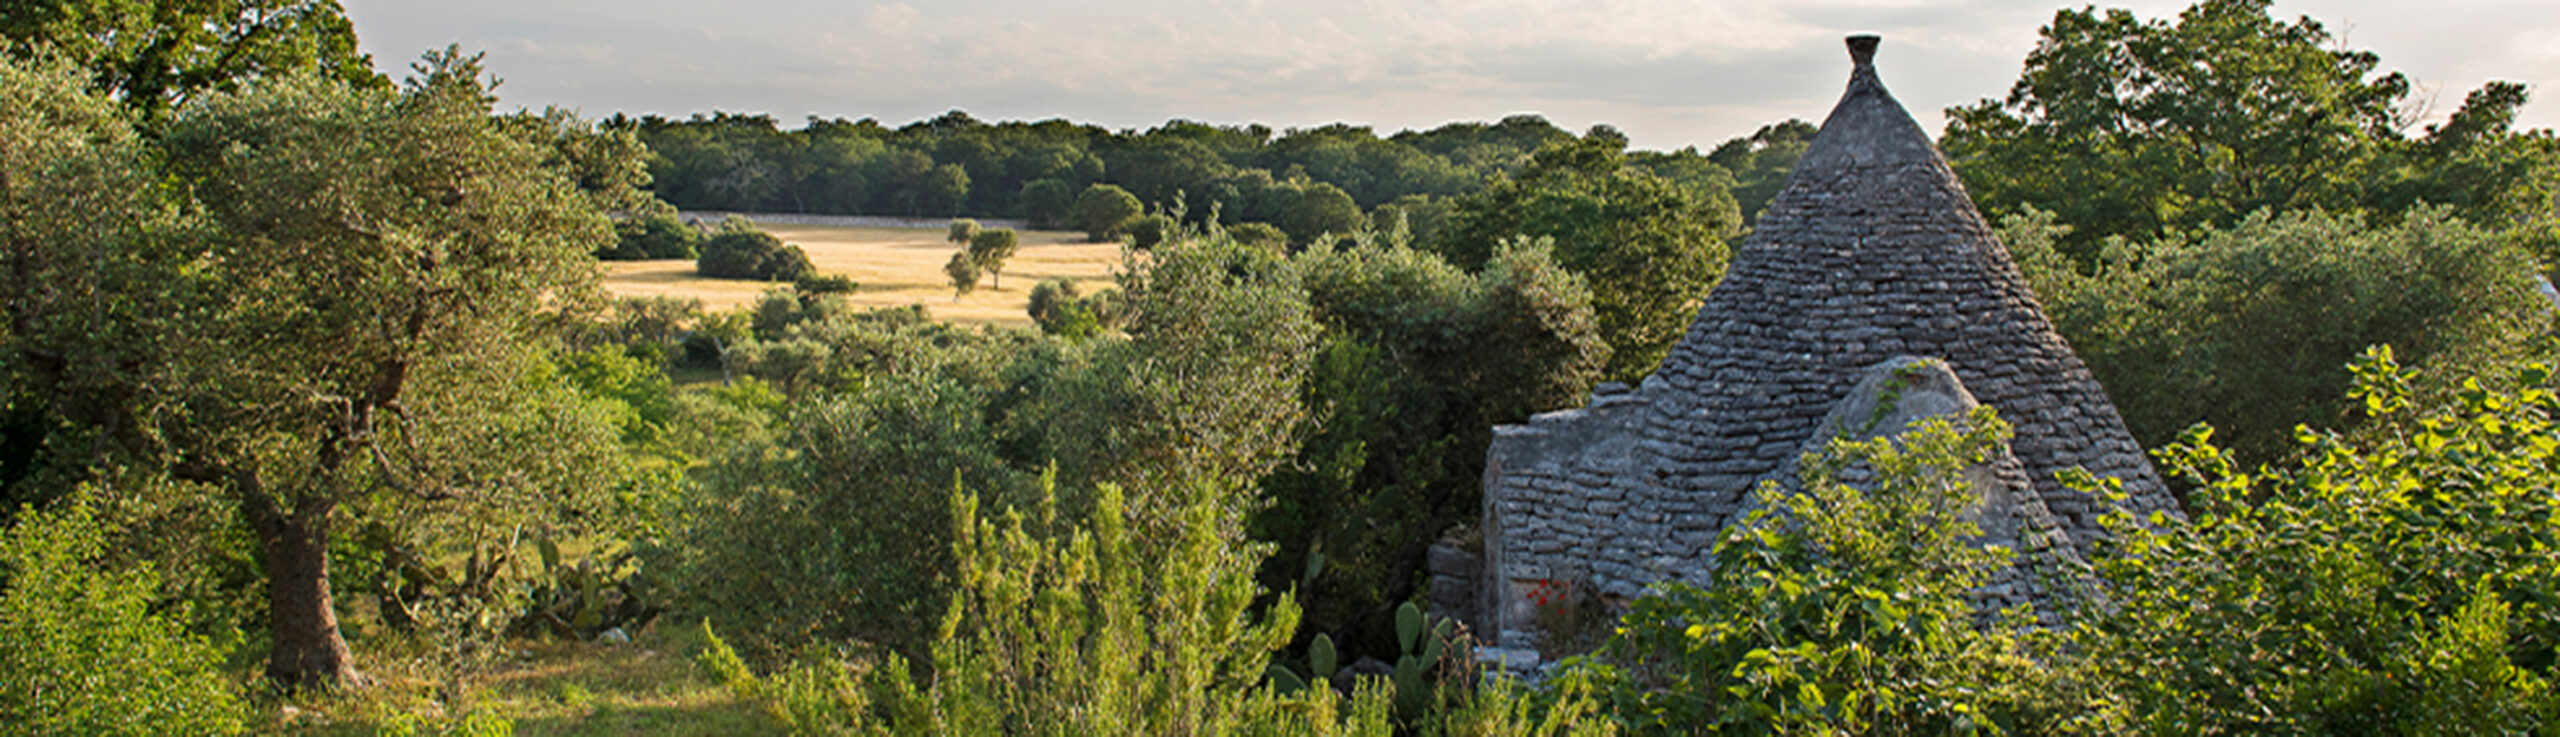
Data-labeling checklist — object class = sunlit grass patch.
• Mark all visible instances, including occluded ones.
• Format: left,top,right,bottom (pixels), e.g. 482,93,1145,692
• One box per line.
263,618,776,736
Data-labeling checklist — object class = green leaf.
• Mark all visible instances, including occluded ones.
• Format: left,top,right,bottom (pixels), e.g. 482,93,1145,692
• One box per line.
1396,601,1423,654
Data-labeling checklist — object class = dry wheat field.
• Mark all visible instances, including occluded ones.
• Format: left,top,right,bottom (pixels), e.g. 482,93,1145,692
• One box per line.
600,223,1122,326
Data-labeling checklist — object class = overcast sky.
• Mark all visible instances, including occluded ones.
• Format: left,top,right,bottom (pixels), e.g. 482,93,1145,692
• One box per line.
342,0,2558,151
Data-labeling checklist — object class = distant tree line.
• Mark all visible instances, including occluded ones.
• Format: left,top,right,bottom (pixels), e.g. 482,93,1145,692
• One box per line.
614,109,1810,244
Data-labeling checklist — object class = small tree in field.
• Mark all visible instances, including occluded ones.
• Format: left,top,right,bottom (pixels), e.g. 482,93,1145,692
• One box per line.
947,218,979,247
969,227,1021,289
944,250,981,299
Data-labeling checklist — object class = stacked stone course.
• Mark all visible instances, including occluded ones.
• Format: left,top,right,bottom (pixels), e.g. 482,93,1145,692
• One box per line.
1477,36,2180,653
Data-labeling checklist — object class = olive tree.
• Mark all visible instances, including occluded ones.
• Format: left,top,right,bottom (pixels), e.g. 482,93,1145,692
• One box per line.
968,227,1020,289
145,49,629,689
945,250,981,298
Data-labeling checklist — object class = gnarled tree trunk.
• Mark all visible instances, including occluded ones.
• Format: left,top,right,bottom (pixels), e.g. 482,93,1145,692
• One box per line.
250,495,366,690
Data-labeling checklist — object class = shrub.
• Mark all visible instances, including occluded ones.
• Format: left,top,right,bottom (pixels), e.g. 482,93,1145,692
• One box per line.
1263,236,1604,652
1227,221,1288,252
697,474,1608,735
674,369,1024,660
559,344,677,449
0,500,246,736
1026,278,1082,330
697,218,813,281
793,273,857,295
1563,408,2067,734
1026,278,1118,338
602,210,699,260
1125,213,1175,250
2013,206,2548,462
2072,346,2560,732
748,287,852,341
1072,183,1142,242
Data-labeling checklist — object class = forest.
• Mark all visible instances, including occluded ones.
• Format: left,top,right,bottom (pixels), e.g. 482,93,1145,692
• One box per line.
4,0,2560,734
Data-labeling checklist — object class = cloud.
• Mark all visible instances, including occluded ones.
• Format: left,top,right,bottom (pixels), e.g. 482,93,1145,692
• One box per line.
866,3,919,34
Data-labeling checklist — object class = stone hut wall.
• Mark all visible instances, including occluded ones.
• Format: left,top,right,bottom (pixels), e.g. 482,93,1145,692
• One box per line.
1481,381,1697,647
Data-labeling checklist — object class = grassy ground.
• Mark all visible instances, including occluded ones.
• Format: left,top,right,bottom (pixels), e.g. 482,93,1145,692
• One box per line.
602,224,1121,326
265,619,776,735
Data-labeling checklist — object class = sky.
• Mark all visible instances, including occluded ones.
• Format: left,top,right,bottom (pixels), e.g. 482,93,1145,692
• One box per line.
342,0,2560,151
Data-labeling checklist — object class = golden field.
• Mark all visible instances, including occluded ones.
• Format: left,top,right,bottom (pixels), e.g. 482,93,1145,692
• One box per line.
600,224,1122,326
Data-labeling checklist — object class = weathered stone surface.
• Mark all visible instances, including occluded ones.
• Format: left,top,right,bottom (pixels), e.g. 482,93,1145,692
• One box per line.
1430,575,1472,610
1428,543,1479,579
1476,35,2175,653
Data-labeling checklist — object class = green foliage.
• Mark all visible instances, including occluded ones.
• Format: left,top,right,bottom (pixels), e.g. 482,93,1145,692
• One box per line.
995,228,1320,550
944,250,981,297
1944,0,2560,260
2068,347,2560,732
748,287,854,341
1127,212,1177,249
1103,228,1321,512
629,111,1552,220
692,473,1526,736
0,56,187,509
583,295,704,353
1428,675,1618,737
1230,221,1292,252
1020,178,1075,228
1278,181,1366,246
967,227,1021,288
793,273,858,295
502,106,660,217
603,210,700,260
1,500,246,736
2014,206,2547,462
1027,278,1084,334
1439,133,1741,381
560,345,678,450
1025,278,1118,338
1368,195,1454,249
1392,602,1459,719
678,227,1321,664
1566,408,2065,734
1073,183,1144,242
676,363,1025,660
1267,236,1606,654
728,338,837,396
946,218,979,246
697,217,815,281
0,0,383,117
662,378,786,464
918,163,970,215
377,709,516,737
1702,119,1814,225
144,47,635,687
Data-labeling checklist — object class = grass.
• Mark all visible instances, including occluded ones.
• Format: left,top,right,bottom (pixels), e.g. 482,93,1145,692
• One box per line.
264,618,778,736
602,224,1122,326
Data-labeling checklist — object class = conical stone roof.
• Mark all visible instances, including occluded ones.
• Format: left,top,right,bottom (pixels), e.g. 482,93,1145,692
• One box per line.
1475,36,2175,650
1632,35,2171,551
